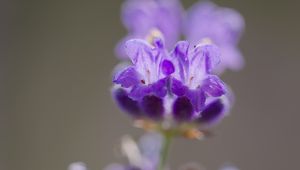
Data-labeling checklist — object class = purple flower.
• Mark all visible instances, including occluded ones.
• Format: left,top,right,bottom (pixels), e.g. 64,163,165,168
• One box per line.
68,162,87,170
112,38,232,128
69,133,162,170
113,38,172,120
170,41,229,124
184,1,245,73
116,0,183,58
104,133,162,170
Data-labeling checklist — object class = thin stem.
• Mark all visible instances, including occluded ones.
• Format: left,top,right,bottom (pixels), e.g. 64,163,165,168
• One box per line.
158,131,173,170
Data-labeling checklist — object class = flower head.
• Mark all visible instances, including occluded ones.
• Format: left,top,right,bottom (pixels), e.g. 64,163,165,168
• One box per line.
68,162,87,170
169,40,234,128
105,133,162,170
113,38,172,120
184,1,245,73
112,38,233,137
116,0,183,58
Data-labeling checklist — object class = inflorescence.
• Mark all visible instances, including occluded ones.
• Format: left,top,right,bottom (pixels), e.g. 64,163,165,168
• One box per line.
112,0,244,139
69,0,245,170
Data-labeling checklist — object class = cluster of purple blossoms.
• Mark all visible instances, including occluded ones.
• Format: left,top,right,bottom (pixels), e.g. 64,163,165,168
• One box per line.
116,0,244,73
68,1,245,170
112,0,244,133
113,38,231,129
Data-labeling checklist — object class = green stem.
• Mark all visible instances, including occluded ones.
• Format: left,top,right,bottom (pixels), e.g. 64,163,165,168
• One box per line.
158,131,173,170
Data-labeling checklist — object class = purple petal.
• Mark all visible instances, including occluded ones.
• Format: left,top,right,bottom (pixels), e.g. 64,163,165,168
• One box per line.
216,7,245,45
186,44,221,89
125,39,164,84
196,91,234,126
125,39,154,65
171,78,187,96
203,45,221,73
129,85,152,100
186,88,206,112
185,1,244,45
115,36,129,59
219,46,244,72
184,1,217,44
141,95,164,120
171,41,190,82
150,78,168,97
202,75,226,97
115,35,144,59
139,132,162,165
150,0,183,49
121,0,153,34
172,96,194,122
161,59,175,75
129,78,168,100
184,1,245,73
172,41,189,60
113,88,142,118
192,44,221,74
113,66,140,88
197,99,225,124
196,85,234,128
121,0,183,49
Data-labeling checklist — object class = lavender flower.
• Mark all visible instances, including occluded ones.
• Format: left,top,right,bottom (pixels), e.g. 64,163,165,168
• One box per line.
68,133,161,170
70,1,244,170
68,162,87,170
113,38,172,120
112,38,232,135
104,133,162,170
184,1,245,73
170,41,229,124
116,0,183,58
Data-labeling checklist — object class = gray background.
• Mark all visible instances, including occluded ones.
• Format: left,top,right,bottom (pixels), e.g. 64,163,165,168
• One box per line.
1,0,300,170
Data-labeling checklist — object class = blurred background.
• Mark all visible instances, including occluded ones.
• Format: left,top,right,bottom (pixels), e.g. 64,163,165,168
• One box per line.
1,0,300,170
